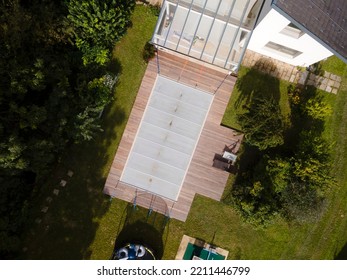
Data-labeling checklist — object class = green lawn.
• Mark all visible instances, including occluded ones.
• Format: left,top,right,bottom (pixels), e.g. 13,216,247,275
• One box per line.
319,56,346,76
163,62,347,260
222,67,291,130
21,5,347,260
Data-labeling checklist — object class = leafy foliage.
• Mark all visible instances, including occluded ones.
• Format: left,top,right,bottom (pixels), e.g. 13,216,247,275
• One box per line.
237,97,284,150
305,98,332,120
227,71,334,225
143,42,156,62
67,0,135,65
0,0,130,257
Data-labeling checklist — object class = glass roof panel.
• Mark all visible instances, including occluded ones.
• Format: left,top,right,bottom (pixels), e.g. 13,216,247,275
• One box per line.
152,0,262,70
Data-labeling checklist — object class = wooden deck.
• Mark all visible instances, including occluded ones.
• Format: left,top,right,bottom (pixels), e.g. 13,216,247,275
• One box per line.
104,50,242,221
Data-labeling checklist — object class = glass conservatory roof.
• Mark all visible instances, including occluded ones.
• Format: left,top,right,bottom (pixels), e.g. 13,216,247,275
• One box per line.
120,75,213,201
152,0,262,70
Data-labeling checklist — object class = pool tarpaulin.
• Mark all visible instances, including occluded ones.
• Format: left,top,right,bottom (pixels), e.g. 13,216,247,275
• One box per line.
120,75,213,201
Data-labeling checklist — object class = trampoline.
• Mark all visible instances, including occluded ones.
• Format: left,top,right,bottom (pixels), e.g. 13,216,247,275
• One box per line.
120,75,213,201
113,243,156,260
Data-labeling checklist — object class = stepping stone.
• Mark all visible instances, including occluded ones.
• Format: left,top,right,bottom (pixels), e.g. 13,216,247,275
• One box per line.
334,81,341,88
315,76,324,83
324,72,330,78
326,86,332,93
327,80,335,87
321,78,328,85
298,71,308,84
46,196,53,203
60,180,67,187
332,88,338,94
336,76,342,83
35,218,42,224
330,74,338,81
67,170,74,177
53,189,59,196
319,84,326,91
41,206,49,213
307,79,315,86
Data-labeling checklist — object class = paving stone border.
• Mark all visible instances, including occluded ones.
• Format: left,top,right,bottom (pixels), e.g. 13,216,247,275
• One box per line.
242,50,301,83
306,71,341,94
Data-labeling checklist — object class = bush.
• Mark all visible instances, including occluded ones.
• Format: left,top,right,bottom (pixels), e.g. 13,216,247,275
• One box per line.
143,42,156,62
237,97,284,150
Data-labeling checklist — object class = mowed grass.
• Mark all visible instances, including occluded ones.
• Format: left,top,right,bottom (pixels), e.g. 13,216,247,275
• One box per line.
320,55,346,76
179,59,346,260
22,5,347,260
222,67,291,131
163,60,347,260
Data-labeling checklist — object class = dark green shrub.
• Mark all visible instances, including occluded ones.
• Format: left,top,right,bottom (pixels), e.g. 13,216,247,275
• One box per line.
143,42,156,62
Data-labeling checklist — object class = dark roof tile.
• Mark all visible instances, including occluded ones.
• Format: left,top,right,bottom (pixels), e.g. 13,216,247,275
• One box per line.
272,0,347,63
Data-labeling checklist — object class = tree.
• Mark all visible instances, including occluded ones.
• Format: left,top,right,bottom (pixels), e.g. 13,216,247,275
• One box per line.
0,0,116,174
237,97,284,150
67,0,136,65
266,157,291,193
0,0,68,175
305,98,332,121
69,76,114,142
0,0,117,257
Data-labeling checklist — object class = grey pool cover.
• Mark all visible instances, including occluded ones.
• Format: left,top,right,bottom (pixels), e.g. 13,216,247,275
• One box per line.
120,75,213,201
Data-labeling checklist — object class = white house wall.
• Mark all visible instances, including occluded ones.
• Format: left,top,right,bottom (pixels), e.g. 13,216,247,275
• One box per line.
248,8,333,67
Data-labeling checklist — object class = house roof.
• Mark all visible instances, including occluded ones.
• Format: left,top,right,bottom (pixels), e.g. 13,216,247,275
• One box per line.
272,0,347,63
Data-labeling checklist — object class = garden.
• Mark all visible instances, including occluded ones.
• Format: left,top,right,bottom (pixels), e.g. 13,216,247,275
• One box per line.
11,4,347,260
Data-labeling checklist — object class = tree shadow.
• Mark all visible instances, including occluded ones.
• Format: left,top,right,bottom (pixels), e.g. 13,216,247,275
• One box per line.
222,60,285,223
112,204,169,259
234,59,281,109
106,57,122,76
335,242,347,260
20,98,127,259
231,58,282,181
